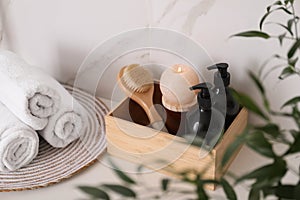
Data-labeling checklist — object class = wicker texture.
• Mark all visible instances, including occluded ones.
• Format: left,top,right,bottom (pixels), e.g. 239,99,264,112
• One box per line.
0,85,108,192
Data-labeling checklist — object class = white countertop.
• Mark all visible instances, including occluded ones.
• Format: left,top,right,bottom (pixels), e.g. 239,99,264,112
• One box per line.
0,147,263,200
0,98,293,200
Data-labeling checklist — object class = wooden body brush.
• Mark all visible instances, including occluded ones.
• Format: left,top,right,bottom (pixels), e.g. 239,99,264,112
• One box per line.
118,64,167,132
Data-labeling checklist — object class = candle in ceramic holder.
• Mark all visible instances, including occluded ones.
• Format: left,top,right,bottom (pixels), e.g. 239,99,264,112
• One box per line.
160,64,200,112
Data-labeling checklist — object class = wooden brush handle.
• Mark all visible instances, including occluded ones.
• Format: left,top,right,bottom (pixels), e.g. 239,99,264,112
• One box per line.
147,95,169,132
142,101,168,132
151,121,168,132
145,105,162,123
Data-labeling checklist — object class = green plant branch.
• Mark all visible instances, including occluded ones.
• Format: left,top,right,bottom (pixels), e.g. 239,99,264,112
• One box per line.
262,63,287,80
270,35,296,40
226,171,252,192
78,1,300,199
291,3,299,40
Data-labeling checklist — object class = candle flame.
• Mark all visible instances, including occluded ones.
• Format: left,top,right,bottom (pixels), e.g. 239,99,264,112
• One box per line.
177,66,183,73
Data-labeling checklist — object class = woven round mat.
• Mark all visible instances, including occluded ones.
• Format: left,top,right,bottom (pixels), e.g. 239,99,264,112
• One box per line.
0,85,108,192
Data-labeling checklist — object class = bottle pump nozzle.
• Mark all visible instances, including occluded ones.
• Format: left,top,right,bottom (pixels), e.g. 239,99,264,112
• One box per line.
190,82,213,110
207,63,230,87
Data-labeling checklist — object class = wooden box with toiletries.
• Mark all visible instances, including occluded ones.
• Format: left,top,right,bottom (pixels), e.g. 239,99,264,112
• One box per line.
106,63,247,190
105,82,248,190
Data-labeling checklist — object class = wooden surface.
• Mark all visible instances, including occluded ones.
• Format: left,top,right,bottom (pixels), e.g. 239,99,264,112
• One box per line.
215,108,248,180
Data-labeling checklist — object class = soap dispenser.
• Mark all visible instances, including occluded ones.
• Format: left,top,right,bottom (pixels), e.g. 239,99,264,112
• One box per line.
185,83,224,145
207,63,240,129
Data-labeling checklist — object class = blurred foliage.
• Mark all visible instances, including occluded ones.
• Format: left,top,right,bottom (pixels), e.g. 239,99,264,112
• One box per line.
78,0,300,199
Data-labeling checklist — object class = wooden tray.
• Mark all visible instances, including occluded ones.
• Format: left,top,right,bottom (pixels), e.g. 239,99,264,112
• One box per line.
105,84,247,190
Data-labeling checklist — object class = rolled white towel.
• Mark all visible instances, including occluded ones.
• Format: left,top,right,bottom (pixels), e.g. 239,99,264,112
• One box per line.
39,89,87,148
0,103,39,172
0,50,60,130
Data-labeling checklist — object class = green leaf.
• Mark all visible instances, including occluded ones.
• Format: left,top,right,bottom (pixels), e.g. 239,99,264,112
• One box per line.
288,39,300,58
236,168,265,183
288,57,299,67
246,131,276,158
78,186,110,200
278,24,293,36
102,184,136,198
231,31,270,39
108,159,136,185
285,132,300,155
285,0,295,5
282,96,300,108
278,33,286,46
278,7,293,15
196,183,209,200
260,12,272,30
294,184,300,199
290,130,299,139
265,21,294,37
292,106,300,126
249,71,265,94
201,179,220,185
230,89,270,121
236,159,286,184
254,124,280,138
249,188,260,200
273,0,283,6
274,185,295,199
249,71,270,111
161,179,170,191
260,5,291,30
267,1,284,12
262,187,276,197
259,2,293,30
288,19,294,33
252,179,273,189
221,179,237,200
279,66,294,79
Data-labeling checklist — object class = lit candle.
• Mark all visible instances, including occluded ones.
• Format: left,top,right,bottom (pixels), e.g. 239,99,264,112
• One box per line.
160,64,200,112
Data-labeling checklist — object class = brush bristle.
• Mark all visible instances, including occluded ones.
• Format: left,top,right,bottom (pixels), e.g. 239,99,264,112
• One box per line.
121,64,153,93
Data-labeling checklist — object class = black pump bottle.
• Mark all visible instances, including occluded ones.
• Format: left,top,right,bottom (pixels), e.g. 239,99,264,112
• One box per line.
207,63,240,129
185,83,224,145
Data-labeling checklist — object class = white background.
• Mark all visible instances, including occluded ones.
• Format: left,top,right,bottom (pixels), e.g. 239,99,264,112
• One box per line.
1,0,299,119
0,0,299,199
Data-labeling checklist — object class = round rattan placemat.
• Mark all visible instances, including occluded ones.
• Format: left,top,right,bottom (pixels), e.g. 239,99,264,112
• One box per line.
0,85,108,192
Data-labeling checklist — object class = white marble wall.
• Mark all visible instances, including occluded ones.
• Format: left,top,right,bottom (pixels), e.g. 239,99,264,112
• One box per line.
0,0,299,126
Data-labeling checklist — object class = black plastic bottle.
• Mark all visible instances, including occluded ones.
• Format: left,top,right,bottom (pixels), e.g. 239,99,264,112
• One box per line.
185,83,224,146
207,63,240,129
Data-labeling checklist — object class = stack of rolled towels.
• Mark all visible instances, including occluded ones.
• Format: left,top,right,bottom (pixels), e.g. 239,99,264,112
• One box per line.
0,50,87,172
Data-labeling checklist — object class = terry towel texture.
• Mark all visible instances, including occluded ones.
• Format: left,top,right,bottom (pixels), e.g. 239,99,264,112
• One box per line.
0,50,60,130
39,91,87,148
0,50,87,148
0,103,39,172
